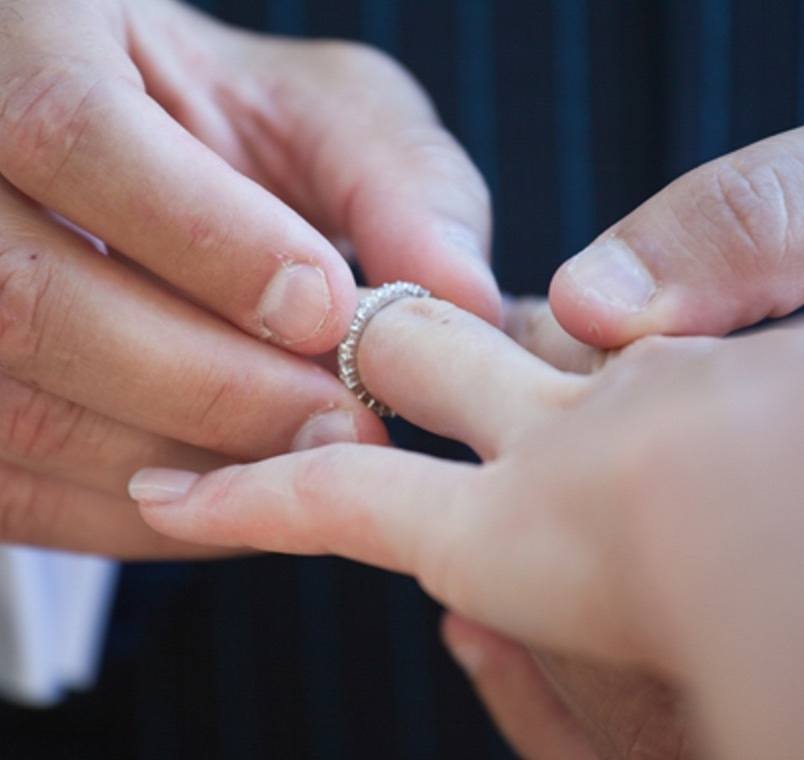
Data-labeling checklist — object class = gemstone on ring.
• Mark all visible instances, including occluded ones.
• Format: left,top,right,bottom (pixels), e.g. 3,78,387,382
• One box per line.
337,281,431,417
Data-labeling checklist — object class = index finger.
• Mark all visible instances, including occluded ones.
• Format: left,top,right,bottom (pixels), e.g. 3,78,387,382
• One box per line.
0,1,354,353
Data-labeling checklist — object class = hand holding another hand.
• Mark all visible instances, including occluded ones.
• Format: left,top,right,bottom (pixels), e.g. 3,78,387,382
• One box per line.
0,0,499,554
132,291,804,758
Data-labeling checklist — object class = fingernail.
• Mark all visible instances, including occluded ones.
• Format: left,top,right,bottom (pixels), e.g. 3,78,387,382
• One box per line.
128,468,199,505
566,238,657,312
448,642,485,677
259,263,332,344
291,409,357,452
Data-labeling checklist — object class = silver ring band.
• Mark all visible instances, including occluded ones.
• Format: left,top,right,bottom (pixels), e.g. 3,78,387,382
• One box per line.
338,281,431,417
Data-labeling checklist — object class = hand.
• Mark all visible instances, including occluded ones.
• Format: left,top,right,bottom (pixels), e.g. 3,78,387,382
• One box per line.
131,296,804,759
0,0,499,555
441,613,691,760
548,127,804,347
445,302,691,760
530,126,804,757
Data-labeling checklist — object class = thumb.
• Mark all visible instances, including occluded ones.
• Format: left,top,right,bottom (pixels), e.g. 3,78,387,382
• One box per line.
549,130,804,347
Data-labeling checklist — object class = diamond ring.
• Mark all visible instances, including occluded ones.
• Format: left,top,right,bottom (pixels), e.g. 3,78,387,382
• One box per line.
338,281,431,417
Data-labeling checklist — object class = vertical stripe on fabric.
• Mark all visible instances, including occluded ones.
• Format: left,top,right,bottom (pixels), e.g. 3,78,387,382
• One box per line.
296,558,350,760
552,0,595,260
385,578,440,759
192,0,219,13
361,0,400,54
456,0,501,264
266,0,306,35
211,564,264,758
699,0,732,160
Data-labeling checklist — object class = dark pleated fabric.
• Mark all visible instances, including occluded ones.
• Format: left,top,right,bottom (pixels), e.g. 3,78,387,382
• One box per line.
1,1,802,758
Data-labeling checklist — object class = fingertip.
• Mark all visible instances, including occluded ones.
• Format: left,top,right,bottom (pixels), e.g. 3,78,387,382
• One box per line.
255,249,358,356
548,262,639,348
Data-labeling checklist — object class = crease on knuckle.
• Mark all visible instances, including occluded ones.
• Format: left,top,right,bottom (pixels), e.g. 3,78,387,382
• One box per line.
0,463,39,542
0,244,56,372
398,126,489,202
706,158,795,273
0,380,87,462
184,376,238,449
0,65,116,191
174,207,235,281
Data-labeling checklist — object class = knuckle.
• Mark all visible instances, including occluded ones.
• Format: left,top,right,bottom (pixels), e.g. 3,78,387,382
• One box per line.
288,446,354,551
0,463,40,543
615,333,719,367
309,40,436,123
291,445,344,512
400,125,489,200
0,64,110,189
0,379,86,462
0,244,55,371
184,373,240,445
699,156,798,270
605,418,678,519
316,40,409,83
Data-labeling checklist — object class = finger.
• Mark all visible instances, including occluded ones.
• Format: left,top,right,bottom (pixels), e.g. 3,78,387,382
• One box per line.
503,296,606,374
132,445,476,574
0,460,222,559
132,440,598,662
357,296,585,459
549,128,804,347
0,2,354,352
0,373,229,498
0,181,388,459
227,40,502,324
442,613,598,760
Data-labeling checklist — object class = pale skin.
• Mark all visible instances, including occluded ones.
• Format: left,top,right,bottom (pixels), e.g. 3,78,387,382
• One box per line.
126,121,804,758
0,0,500,554
132,298,804,760
5,2,804,755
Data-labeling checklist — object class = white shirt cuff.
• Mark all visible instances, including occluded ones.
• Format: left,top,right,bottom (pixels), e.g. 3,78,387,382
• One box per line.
0,546,118,707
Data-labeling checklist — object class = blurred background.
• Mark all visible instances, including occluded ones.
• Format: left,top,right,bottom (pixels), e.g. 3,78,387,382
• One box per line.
1,1,801,758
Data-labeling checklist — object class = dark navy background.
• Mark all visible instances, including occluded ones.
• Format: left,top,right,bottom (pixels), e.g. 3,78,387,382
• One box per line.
1,1,802,758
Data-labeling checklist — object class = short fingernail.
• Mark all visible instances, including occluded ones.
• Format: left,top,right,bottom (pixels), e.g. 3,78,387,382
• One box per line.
259,263,332,344
565,238,657,312
291,409,357,452
448,641,485,677
128,468,199,505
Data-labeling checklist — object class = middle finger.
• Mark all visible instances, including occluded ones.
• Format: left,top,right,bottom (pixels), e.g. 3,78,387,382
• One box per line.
0,181,388,460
